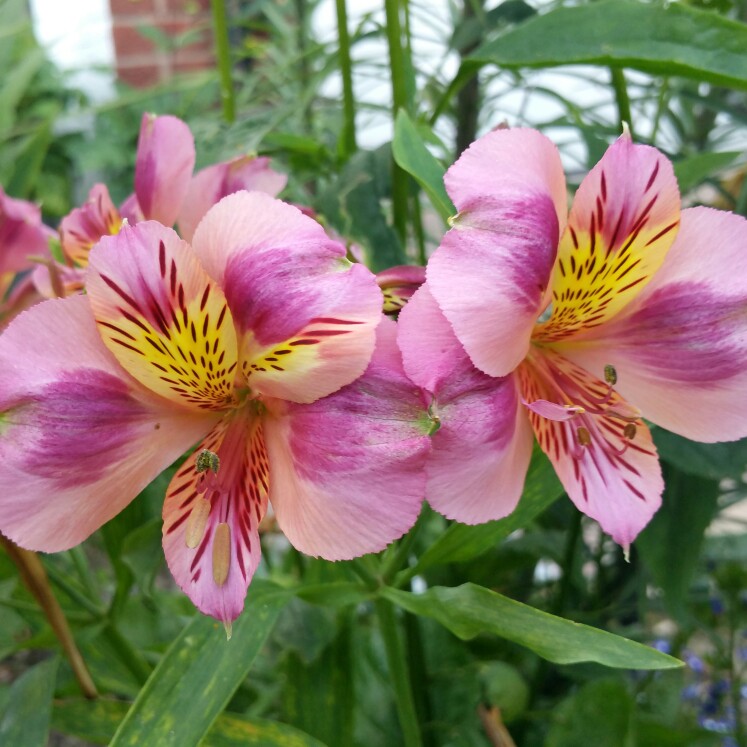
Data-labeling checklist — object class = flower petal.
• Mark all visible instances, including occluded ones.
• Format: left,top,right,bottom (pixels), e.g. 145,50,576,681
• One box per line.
536,132,680,343
520,351,662,546
0,187,53,274
178,155,287,242
192,192,382,403
398,285,533,522
162,411,268,624
264,318,429,559
0,295,215,551
134,113,196,226
565,207,747,442
86,221,239,411
427,128,566,377
59,184,122,267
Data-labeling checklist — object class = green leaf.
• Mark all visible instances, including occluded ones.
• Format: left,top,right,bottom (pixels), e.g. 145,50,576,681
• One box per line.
405,449,563,576
546,678,634,747
392,111,455,222
470,0,747,91
110,584,286,747
0,657,58,747
636,464,721,617
53,699,328,747
383,584,682,670
673,151,742,194
653,429,747,481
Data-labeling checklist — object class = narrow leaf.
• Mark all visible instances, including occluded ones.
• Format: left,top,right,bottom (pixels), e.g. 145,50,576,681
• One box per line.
383,584,682,670
110,585,286,747
470,0,747,91
393,111,455,222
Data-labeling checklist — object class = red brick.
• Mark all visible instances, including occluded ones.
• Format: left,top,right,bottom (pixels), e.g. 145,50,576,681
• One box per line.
165,0,210,14
113,24,157,57
172,54,214,74
117,62,163,87
110,0,157,16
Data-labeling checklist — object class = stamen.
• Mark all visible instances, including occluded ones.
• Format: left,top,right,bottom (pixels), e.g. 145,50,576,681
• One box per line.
576,426,592,446
604,364,617,386
623,423,637,440
185,497,211,549
195,449,220,474
212,522,231,586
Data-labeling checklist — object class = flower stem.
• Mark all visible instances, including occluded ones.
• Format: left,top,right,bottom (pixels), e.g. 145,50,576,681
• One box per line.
375,598,422,747
2,538,98,699
609,67,633,138
336,0,357,158
385,0,410,245
210,0,236,124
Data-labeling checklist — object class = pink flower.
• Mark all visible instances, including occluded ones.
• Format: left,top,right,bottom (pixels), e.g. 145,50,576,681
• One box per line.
0,187,54,323
0,192,428,627
58,113,286,271
398,128,747,547
376,265,426,315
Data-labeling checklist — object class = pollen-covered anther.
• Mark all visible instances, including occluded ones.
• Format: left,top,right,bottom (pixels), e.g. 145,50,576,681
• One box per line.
576,426,592,446
212,522,231,586
195,448,220,474
185,497,211,548
623,422,638,440
604,364,617,386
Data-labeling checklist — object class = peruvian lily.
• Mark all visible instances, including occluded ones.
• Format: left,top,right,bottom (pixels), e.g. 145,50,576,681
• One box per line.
57,113,286,272
398,127,747,547
376,265,426,316
0,187,55,323
0,191,429,627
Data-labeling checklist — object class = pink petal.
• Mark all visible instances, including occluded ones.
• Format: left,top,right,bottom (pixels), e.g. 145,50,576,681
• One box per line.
0,295,215,552
119,193,144,224
59,184,122,267
192,192,382,403
134,113,196,226
520,351,662,546
566,207,747,443
263,319,429,560
162,411,267,625
427,128,566,377
536,131,681,343
376,264,426,315
86,221,239,411
0,187,53,274
398,285,533,522
178,155,287,242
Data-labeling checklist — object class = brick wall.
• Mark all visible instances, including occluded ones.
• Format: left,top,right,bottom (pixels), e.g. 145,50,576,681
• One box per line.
110,0,214,87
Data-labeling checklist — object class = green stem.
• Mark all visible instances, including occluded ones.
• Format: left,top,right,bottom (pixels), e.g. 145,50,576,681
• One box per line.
382,508,425,583
103,623,153,686
210,0,236,124
375,598,422,747
336,0,357,157
294,0,314,136
45,562,105,619
610,67,633,137
385,0,409,245
553,510,582,616
412,188,427,265
68,546,99,599
649,78,669,145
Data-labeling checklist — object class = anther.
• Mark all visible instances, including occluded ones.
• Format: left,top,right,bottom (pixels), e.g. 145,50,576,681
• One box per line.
212,523,231,586
604,364,617,386
576,426,592,446
185,497,211,548
195,448,220,474
623,423,637,440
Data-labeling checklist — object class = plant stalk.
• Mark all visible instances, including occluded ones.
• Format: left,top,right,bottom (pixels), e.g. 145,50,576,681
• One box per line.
210,0,236,123
610,67,633,137
336,0,357,157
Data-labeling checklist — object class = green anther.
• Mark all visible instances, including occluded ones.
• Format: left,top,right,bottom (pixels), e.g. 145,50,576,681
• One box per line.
195,449,220,474
604,364,618,386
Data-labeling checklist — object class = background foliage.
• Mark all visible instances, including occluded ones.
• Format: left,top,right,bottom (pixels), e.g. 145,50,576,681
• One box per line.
2,0,747,745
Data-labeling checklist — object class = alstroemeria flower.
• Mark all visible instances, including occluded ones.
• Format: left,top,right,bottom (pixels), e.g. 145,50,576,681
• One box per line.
376,265,426,315
0,191,429,626
399,127,747,547
0,187,54,322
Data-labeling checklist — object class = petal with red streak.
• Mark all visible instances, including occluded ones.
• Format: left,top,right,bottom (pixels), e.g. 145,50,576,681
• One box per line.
565,207,747,443
0,295,215,551
86,221,238,411
520,351,662,546
264,319,429,559
192,192,382,403
398,285,534,523
536,133,680,343
428,128,566,377
134,113,196,226
162,411,268,624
